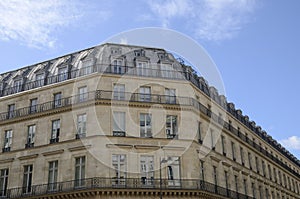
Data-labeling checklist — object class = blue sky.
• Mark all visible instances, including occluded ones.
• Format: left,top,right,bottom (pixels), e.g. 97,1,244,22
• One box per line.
0,0,300,159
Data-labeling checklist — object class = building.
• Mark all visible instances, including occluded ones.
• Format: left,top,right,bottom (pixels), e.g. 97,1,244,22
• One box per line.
0,43,299,199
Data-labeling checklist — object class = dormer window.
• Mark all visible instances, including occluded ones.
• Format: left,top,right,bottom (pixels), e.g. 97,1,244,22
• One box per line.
134,49,145,57
111,47,122,55
112,59,124,74
35,73,44,87
13,79,22,93
58,67,68,82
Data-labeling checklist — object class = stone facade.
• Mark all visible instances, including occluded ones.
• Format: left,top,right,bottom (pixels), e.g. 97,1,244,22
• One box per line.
0,43,299,199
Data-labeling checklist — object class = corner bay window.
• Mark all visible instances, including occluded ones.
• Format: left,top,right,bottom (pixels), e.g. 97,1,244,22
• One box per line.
140,113,152,138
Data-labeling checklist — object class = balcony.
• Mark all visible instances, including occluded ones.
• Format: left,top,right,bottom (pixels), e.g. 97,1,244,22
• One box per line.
3,177,254,199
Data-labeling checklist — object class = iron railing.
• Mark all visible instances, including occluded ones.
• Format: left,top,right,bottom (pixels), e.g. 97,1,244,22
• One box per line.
0,178,260,199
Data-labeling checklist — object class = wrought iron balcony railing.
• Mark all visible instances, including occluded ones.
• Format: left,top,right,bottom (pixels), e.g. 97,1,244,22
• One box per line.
1,178,258,199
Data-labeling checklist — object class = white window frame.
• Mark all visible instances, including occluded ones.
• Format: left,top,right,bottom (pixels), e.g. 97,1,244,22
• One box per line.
166,157,181,186
23,165,33,194
0,168,8,196
113,112,126,136
78,86,88,102
140,156,154,185
113,84,125,100
48,161,58,191
112,154,126,185
75,156,85,187
140,113,152,138
53,93,62,108
165,88,176,104
26,125,35,147
58,67,68,82
51,120,60,142
3,130,12,150
77,114,87,138
139,87,151,102
166,115,178,139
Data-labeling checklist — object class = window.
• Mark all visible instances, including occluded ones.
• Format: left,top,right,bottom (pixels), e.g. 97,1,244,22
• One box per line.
140,113,152,138
161,63,172,78
112,154,126,185
255,156,259,173
259,185,263,199
51,120,60,143
273,168,277,183
113,112,125,137
224,171,229,190
78,86,88,102
112,59,124,74
210,129,215,150
167,157,181,186
30,98,38,113
14,79,22,93
262,160,266,177
234,175,238,192
248,152,252,169
165,88,176,104
140,156,154,185
136,61,149,76
200,160,204,181
213,166,218,186
26,125,35,148
3,130,12,152
23,165,33,194
240,147,244,165
278,170,282,185
252,183,256,198
58,67,68,82
243,179,247,195
268,164,272,180
53,93,62,108
76,114,87,138
221,135,226,155
198,122,202,143
36,73,44,87
0,169,8,197
75,157,85,187
113,84,125,100
166,115,178,139
7,104,15,119
139,87,151,102
231,142,236,161
48,161,58,191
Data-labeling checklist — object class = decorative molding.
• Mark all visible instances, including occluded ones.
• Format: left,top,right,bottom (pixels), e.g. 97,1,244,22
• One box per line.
69,145,91,152
0,158,14,164
18,154,38,160
42,149,64,156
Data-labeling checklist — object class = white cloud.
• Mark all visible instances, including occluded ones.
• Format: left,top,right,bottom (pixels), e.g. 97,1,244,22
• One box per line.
280,136,300,150
0,0,83,48
147,0,257,41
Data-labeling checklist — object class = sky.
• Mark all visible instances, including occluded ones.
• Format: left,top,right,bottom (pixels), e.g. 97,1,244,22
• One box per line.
0,0,300,159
